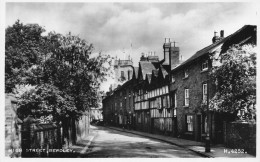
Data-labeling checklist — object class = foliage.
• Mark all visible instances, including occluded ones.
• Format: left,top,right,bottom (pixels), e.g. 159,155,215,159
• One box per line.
209,45,256,121
17,84,78,123
5,20,46,93
6,20,112,122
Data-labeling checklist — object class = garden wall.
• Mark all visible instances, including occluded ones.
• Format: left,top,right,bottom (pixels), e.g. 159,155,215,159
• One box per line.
224,121,256,156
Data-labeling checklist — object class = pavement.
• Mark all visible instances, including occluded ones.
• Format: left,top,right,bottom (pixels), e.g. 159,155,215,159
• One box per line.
106,126,255,158
66,125,98,157
67,125,255,158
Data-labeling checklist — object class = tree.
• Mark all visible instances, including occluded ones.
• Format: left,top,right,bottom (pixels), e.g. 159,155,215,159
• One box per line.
6,20,113,119
5,20,46,93
209,45,256,121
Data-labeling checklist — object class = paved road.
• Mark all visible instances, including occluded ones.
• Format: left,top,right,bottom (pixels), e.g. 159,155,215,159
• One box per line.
80,126,203,158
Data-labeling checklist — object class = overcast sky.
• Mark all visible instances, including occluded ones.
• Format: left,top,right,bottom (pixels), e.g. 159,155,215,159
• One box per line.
5,2,258,91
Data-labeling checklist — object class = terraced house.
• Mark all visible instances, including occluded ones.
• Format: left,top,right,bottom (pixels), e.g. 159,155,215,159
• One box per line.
102,25,256,144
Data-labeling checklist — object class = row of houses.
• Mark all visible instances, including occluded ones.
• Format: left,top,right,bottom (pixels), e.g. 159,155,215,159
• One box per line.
102,25,256,143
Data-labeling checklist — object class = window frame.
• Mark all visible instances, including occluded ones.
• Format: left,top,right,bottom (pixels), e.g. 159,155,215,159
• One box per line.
186,115,194,132
202,60,209,71
202,83,207,104
184,89,189,106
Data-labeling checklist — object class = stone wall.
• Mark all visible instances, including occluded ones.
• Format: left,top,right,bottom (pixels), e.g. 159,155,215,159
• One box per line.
224,121,256,156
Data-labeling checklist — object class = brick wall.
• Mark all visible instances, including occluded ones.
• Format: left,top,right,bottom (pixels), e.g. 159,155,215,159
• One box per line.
224,122,256,156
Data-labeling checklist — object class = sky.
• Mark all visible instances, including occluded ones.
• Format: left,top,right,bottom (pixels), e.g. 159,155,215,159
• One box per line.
5,2,259,91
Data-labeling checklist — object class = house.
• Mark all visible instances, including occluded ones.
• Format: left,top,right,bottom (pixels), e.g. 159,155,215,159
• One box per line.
169,25,257,143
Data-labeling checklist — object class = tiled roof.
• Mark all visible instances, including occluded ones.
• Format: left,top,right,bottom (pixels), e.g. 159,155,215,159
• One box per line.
171,25,256,72
139,61,156,80
134,67,139,79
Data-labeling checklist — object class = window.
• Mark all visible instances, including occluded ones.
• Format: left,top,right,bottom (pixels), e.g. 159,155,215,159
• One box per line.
162,96,167,108
120,101,122,107
204,116,208,133
167,95,170,108
186,115,193,132
128,70,132,80
121,71,124,78
202,83,207,104
185,89,189,106
184,69,189,78
202,60,208,71
157,97,162,109
172,92,177,108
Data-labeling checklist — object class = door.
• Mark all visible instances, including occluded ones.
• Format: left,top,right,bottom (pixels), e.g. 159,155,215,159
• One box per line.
197,115,202,141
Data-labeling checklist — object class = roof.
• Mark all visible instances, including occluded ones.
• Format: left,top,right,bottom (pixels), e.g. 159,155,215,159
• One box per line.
134,67,139,79
171,25,256,73
152,69,159,77
139,61,156,80
160,65,168,78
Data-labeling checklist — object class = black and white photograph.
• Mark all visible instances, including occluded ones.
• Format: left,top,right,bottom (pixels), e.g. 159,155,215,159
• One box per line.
2,0,259,159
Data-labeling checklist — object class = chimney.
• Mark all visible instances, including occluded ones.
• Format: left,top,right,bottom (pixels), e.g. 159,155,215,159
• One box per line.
169,45,180,70
220,30,224,37
212,31,220,43
163,38,171,64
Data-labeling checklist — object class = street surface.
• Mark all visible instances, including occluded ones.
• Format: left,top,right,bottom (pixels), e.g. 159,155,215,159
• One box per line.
80,126,203,158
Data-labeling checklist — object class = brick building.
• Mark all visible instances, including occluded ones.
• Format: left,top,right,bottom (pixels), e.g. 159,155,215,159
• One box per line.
169,25,256,143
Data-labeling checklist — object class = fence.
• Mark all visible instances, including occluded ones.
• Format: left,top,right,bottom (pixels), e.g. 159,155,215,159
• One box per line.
21,116,63,157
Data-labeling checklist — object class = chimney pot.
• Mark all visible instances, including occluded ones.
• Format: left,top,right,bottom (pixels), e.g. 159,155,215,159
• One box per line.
220,30,224,37
214,31,217,37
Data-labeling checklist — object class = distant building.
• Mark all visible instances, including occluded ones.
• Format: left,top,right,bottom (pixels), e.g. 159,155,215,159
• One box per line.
109,55,135,92
90,107,103,121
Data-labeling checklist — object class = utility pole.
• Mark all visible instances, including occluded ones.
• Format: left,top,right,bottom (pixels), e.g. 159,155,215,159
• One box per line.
205,72,211,152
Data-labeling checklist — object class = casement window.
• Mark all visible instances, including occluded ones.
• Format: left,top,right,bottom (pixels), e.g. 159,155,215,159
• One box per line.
162,96,167,108
171,92,177,108
184,69,189,78
167,95,170,108
156,97,162,109
202,83,207,104
186,115,194,132
204,116,208,133
202,60,208,71
184,89,189,106
128,70,132,80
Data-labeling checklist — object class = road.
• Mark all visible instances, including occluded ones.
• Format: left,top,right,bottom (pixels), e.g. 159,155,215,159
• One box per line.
80,126,203,158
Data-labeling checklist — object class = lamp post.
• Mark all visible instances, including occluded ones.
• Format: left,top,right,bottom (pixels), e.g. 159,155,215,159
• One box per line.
205,78,211,152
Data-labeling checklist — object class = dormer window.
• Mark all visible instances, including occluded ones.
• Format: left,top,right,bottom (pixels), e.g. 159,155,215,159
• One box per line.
202,60,208,71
